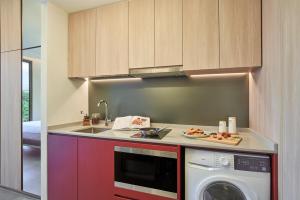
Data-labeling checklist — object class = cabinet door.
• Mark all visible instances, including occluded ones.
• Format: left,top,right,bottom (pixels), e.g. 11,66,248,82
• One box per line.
0,0,21,52
183,0,219,71
96,1,129,76
78,138,114,200
69,9,96,77
1,50,22,190
220,0,261,68
129,0,155,69
48,134,78,200
155,0,182,67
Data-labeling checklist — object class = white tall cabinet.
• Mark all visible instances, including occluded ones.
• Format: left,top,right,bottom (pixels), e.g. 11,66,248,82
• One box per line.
0,51,22,190
0,0,22,190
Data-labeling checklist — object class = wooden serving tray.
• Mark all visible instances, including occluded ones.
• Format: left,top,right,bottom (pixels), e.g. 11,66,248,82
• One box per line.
200,135,242,146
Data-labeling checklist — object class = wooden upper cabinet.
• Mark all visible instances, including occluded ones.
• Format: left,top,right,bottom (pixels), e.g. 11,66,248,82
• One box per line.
183,0,219,71
67,0,262,77
155,0,182,67
69,9,96,78
96,1,129,76
220,0,262,68
129,0,155,69
0,0,21,52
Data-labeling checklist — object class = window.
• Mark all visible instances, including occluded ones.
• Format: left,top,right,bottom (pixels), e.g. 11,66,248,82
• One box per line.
22,60,32,122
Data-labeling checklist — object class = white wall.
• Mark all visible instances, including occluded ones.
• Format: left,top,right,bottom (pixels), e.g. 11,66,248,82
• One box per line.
41,2,89,199
47,2,88,126
32,58,42,120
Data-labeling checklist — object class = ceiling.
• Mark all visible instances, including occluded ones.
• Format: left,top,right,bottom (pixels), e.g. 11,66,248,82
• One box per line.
49,0,121,13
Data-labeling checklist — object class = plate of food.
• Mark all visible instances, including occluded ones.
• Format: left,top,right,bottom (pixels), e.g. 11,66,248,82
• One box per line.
183,128,210,138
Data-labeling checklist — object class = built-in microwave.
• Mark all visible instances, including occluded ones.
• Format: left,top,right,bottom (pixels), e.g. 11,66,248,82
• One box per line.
114,146,178,199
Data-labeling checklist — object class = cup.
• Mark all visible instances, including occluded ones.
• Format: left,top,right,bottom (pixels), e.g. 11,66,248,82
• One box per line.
91,113,100,125
219,121,227,133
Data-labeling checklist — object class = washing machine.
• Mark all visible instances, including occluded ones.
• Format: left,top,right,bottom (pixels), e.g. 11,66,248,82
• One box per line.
185,148,271,200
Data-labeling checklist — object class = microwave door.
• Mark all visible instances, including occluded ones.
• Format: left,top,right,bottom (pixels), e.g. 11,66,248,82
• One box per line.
114,147,177,193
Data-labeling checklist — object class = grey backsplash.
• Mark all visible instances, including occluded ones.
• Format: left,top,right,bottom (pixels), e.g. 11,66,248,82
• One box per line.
89,75,249,127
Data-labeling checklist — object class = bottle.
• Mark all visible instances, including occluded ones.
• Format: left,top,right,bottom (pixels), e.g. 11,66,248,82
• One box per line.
83,114,90,126
228,117,237,134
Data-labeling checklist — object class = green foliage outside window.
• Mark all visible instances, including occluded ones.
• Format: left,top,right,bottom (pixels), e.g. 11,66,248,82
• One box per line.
23,90,30,122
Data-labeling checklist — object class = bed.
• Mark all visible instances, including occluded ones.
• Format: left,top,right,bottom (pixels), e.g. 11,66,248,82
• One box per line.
22,121,41,146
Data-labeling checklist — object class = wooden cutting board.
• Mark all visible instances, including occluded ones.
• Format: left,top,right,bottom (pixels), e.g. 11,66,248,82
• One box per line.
200,135,243,146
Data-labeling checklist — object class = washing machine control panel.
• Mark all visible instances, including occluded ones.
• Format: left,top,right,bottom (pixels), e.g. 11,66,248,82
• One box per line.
234,155,270,173
215,154,234,169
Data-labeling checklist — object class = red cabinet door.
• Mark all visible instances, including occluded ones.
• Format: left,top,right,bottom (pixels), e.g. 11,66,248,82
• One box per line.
78,137,114,200
48,134,78,200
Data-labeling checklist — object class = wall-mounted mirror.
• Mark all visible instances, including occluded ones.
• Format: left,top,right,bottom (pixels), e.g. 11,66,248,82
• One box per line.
22,0,41,197
22,47,41,196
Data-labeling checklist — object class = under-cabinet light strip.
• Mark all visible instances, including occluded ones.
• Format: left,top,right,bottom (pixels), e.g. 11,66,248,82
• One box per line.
90,77,142,82
88,73,248,81
190,72,248,78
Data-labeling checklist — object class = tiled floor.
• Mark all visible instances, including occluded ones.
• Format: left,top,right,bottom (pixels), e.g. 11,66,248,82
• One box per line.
23,146,41,196
0,187,39,200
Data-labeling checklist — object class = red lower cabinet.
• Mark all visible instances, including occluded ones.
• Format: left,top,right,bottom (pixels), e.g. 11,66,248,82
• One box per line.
48,134,78,200
78,137,114,200
272,154,278,200
48,134,181,200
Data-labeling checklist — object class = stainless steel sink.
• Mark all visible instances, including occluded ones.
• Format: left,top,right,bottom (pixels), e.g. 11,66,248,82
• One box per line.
73,127,110,134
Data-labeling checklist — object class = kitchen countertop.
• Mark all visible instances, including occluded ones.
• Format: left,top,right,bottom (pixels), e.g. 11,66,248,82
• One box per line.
48,122,277,154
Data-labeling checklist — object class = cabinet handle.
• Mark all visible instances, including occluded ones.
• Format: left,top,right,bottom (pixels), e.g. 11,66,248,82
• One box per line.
114,194,137,200
188,162,219,171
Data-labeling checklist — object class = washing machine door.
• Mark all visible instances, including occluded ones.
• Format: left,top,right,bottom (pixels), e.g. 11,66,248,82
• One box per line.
203,181,246,200
196,176,257,200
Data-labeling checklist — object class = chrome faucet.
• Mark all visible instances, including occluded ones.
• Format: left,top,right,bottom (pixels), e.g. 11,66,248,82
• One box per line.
97,100,109,126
